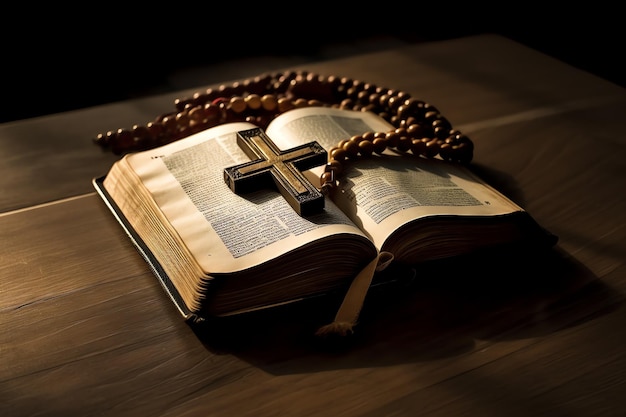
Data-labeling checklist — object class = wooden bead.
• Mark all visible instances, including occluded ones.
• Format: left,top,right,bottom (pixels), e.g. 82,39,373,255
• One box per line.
439,142,452,160
372,137,387,154
203,103,221,124
340,98,354,109
229,96,247,113
188,106,205,123
455,141,474,163
326,160,343,174
369,93,381,106
406,123,427,139
217,84,236,97
277,98,295,113
424,139,441,157
362,131,375,143
161,116,178,134
434,126,450,139
432,117,451,131
293,98,309,108
424,110,440,123
396,104,413,119
320,170,335,186
245,94,262,110
112,129,133,155
132,124,150,140
394,126,407,136
329,147,348,162
357,90,370,102
350,135,364,144
336,139,349,149
358,140,374,156
175,111,190,129
397,136,412,152
146,121,163,139
387,95,403,110
403,117,418,127
342,140,360,157
261,94,278,112
385,131,400,148
411,138,427,155
373,131,386,140
93,132,108,147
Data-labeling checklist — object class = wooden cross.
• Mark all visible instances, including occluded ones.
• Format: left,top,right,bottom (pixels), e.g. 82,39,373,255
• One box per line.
223,127,328,216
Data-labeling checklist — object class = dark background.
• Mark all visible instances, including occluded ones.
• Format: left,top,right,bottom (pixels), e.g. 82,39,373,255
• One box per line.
2,7,623,124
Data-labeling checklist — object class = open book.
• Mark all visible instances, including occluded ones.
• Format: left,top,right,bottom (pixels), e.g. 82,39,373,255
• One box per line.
94,107,556,332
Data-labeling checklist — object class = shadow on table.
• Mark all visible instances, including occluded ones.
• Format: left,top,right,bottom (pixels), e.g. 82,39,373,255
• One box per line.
190,241,622,374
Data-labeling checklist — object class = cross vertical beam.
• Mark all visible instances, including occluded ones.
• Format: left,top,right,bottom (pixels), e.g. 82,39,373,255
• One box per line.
223,128,327,216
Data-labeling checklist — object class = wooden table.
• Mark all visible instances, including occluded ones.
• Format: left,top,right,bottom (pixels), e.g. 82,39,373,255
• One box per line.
2,34,625,417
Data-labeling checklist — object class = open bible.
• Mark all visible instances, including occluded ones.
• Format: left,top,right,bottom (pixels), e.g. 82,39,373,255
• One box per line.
94,106,556,333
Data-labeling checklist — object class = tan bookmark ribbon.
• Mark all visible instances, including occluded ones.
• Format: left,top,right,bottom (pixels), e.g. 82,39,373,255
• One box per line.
316,251,394,337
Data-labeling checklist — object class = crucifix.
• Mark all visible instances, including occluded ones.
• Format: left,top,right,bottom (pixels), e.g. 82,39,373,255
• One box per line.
223,128,328,216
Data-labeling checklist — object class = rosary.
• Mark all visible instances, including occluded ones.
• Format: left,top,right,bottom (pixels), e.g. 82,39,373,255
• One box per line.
94,70,474,212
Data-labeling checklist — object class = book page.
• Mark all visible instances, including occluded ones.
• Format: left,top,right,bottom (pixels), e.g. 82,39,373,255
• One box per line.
124,122,369,273
266,106,393,153
332,156,523,249
266,107,523,249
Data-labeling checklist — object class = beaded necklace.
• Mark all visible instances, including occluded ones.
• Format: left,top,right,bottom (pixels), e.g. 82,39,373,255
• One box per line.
94,70,474,194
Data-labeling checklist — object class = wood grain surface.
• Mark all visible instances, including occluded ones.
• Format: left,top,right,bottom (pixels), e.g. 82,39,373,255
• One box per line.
1,34,624,417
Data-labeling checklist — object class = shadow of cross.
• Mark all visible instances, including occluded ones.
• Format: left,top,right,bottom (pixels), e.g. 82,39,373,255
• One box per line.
223,127,328,216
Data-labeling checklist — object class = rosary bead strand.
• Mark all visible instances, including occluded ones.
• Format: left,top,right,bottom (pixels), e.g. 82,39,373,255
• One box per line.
93,70,474,189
